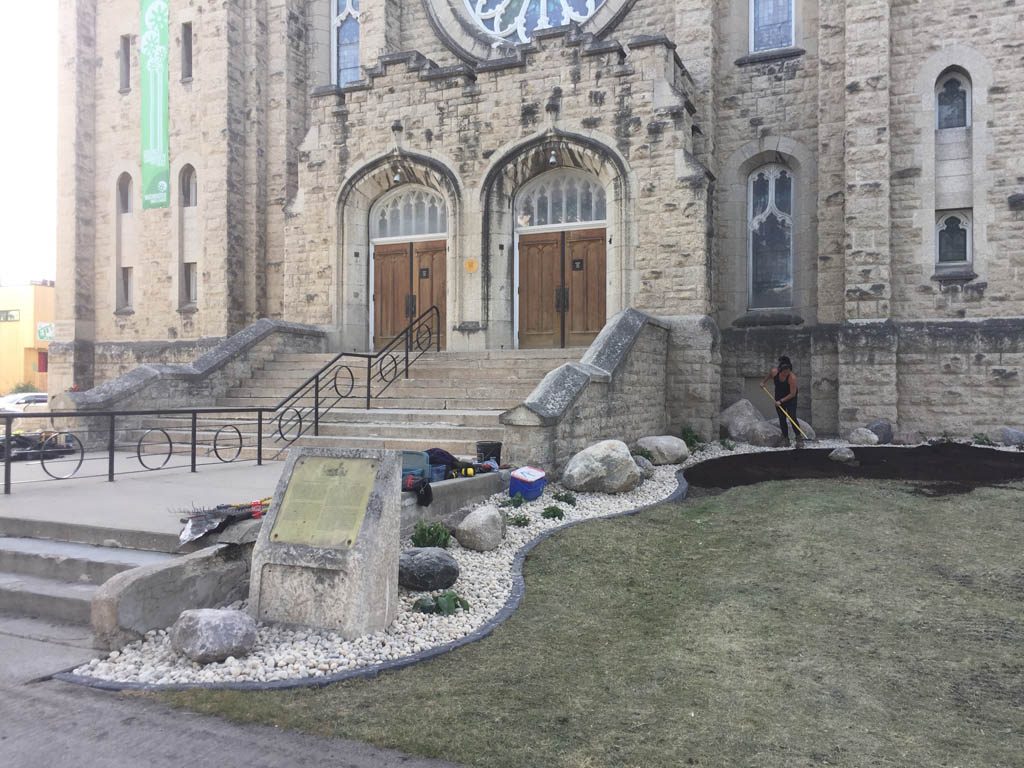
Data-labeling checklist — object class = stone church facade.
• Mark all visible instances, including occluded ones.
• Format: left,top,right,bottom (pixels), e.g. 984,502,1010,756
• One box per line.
55,0,1024,438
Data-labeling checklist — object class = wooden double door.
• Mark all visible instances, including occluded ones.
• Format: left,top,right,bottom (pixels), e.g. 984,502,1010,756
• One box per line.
373,240,447,350
518,228,607,349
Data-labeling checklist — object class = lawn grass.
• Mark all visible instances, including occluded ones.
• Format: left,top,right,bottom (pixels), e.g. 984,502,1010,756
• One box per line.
161,479,1024,767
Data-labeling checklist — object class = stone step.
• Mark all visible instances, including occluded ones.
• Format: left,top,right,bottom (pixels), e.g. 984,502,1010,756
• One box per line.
0,537,175,586
269,348,585,364
282,435,484,455
216,396,520,411
142,408,504,428
225,384,536,400
0,570,98,625
144,421,503,443
0,517,184,554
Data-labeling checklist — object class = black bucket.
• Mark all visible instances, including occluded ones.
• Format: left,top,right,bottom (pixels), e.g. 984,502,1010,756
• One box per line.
476,441,502,465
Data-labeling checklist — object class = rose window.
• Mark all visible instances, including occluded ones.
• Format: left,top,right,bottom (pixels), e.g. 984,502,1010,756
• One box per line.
464,0,607,44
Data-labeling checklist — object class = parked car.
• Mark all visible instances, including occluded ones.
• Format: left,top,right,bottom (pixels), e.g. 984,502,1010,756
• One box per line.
0,393,49,412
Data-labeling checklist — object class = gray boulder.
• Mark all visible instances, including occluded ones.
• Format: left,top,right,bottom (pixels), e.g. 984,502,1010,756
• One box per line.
990,426,1024,446
829,447,858,464
561,440,642,494
720,399,764,441
636,436,690,465
866,418,894,444
848,427,880,446
454,505,505,552
633,454,655,479
747,421,783,448
170,608,257,664
399,547,460,592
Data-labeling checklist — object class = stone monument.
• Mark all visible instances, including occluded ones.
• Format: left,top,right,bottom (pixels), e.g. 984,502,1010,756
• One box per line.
249,447,401,638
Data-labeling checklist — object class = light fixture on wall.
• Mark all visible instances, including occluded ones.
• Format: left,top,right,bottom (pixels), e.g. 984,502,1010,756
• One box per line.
393,168,403,184
548,148,558,166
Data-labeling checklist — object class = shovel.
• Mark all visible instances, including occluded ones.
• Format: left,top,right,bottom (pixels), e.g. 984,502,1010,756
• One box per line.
760,385,811,443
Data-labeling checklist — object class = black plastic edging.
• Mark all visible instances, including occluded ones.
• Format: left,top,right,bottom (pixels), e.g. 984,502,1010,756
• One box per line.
53,469,689,694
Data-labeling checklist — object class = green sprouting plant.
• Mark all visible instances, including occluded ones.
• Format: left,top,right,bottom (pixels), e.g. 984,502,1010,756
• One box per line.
542,506,565,520
413,591,470,616
552,490,577,506
972,432,995,446
633,447,654,462
719,438,736,451
680,426,704,452
7,382,42,395
506,492,527,508
410,521,451,549
507,512,531,527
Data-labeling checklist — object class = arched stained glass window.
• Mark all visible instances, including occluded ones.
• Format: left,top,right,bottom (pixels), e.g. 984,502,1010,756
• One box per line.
750,0,794,53
333,0,361,86
371,187,448,241
465,0,607,45
936,73,971,129
515,169,606,230
936,211,972,264
748,164,794,309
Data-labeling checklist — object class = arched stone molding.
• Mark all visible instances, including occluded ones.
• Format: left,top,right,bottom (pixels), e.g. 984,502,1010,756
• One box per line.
479,129,637,348
422,0,638,65
334,150,464,351
171,152,203,321
719,136,818,329
910,46,994,309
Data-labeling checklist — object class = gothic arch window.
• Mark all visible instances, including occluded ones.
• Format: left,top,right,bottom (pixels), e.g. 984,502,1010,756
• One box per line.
936,71,971,129
332,0,361,86
117,173,133,214
180,165,197,207
936,211,972,265
747,164,794,309
370,187,448,241
464,0,607,45
750,0,794,53
515,169,607,230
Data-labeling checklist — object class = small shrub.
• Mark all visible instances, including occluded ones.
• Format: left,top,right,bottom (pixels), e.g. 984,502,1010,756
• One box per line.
410,521,451,548
499,493,526,509
7,382,42,395
680,426,704,452
552,490,577,506
542,506,565,520
508,512,531,527
972,432,995,447
413,591,470,615
633,447,654,462
719,439,736,451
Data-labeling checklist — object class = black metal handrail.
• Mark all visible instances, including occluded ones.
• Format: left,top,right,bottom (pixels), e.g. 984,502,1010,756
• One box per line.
3,406,271,495
271,305,441,446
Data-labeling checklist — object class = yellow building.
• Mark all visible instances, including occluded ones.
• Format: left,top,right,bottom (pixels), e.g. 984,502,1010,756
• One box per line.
0,281,55,395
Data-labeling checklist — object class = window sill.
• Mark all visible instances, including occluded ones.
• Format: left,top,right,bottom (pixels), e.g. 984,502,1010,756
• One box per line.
114,307,135,316
735,47,806,67
733,311,805,328
180,76,193,85
931,266,978,286
177,304,198,315
118,87,131,95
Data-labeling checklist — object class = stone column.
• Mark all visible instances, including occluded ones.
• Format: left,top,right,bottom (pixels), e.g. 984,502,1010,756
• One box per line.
53,0,98,394
359,0,402,71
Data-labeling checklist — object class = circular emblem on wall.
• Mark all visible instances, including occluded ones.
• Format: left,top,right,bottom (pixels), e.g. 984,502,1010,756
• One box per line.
464,0,607,44
464,258,480,274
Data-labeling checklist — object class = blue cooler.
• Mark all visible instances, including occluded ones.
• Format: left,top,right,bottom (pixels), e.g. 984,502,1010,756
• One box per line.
429,464,447,483
509,466,546,501
402,451,430,482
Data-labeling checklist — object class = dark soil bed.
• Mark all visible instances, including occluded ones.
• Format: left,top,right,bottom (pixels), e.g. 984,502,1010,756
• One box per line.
685,443,1024,491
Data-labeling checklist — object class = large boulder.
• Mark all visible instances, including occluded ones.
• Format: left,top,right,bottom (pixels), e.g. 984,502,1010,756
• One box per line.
990,426,1024,447
747,421,783,448
794,419,816,441
848,427,880,446
866,418,894,445
720,399,764,441
633,454,655,480
170,608,257,664
454,505,505,552
829,447,857,464
636,436,690,465
561,440,642,494
399,547,460,592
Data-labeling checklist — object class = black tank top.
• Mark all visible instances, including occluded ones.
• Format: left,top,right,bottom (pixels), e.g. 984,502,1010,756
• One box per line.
775,371,796,403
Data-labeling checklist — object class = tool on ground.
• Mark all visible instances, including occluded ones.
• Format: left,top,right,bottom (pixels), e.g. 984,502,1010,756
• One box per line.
760,384,809,441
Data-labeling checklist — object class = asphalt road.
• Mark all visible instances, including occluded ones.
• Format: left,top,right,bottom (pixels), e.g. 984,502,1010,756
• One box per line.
0,680,461,768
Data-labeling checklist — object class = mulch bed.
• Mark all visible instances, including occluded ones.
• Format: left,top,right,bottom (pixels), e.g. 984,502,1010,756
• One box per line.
684,443,1024,492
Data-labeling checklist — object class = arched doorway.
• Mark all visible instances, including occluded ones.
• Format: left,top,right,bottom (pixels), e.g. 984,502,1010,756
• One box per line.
514,169,608,348
369,186,448,350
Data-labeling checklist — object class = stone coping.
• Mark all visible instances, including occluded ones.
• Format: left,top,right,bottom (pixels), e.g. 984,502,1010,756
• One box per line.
52,468,688,693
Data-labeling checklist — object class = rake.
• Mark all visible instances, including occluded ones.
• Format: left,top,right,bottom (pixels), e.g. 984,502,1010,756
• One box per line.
760,384,811,443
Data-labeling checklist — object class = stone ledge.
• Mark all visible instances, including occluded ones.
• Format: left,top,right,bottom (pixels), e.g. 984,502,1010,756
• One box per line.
734,47,806,67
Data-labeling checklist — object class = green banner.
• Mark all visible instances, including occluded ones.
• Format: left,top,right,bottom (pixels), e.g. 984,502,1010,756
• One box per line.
140,0,169,209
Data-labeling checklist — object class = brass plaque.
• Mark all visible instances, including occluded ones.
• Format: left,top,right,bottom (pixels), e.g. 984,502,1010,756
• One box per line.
270,456,378,549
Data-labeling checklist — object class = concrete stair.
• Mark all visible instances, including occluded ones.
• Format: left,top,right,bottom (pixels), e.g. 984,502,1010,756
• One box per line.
0,535,176,627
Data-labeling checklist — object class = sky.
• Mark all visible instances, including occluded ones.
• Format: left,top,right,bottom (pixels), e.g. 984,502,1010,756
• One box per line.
0,5,59,286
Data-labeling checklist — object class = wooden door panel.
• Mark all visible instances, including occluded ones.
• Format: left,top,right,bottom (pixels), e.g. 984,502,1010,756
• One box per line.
413,240,447,350
373,243,410,350
565,229,606,348
518,232,562,349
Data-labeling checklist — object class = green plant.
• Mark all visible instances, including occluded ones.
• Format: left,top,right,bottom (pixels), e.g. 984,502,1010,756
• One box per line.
410,521,451,549
633,447,654,462
499,492,526,509
542,506,565,520
552,490,577,506
7,382,42,395
507,513,531,527
413,590,470,615
719,439,736,451
972,432,995,446
680,426,704,452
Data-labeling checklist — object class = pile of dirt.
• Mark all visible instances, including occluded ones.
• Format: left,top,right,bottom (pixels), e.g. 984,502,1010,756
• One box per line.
684,443,1024,491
